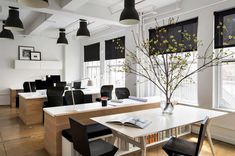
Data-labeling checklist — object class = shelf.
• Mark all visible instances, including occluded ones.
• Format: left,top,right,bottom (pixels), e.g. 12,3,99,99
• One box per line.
14,60,63,70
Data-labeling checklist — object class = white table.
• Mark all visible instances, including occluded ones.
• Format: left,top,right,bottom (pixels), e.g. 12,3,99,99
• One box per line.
91,105,227,156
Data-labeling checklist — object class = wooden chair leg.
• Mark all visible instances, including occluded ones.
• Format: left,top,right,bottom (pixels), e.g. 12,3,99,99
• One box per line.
206,119,216,156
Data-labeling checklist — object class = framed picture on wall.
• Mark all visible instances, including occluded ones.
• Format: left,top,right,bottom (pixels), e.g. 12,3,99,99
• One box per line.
18,46,35,60
30,51,41,61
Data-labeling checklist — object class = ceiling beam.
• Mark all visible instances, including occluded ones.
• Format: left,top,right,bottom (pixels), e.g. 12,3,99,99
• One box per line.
0,0,124,35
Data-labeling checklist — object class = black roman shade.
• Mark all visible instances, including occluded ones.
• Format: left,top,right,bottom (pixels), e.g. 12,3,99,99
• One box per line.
149,18,198,55
105,36,125,60
84,43,100,62
214,8,235,49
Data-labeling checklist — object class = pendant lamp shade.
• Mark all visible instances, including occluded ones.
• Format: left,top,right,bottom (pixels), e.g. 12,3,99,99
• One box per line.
0,22,14,40
18,0,49,8
120,0,139,25
57,29,68,45
5,7,24,31
76,20,90,37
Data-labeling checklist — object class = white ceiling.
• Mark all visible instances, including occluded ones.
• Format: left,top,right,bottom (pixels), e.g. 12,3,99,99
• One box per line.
0,0,182,38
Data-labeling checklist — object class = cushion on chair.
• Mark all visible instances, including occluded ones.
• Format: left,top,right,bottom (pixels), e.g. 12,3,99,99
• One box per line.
62,123,112,143
89,139,118,156
87,123,112,139
163,137,197,156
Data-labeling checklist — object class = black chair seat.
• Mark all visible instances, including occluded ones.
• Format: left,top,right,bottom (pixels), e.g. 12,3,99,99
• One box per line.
162,117,209,156
89,139,118,156
62,123,112,143
69,117,118,156
62,128,73,142
163,137,197,156
87,123,112,139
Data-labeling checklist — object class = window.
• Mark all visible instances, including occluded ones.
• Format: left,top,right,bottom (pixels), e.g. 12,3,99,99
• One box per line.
104,36,125,87
217,53,235,110
104,59,125,87
214,9,235,110
214,8,235,49
138,18,199,105
215,8,235,110
83,43,100,87
149,18,198,54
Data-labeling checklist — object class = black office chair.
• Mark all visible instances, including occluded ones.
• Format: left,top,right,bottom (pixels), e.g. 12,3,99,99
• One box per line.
23,81,36,92
44,86,64,107
64,90,84,105
96,85,114,102
115,87,130,99
43,86,65,122
69,117,118,156
73,81,81,89
35,80,48,90
163,116,209,156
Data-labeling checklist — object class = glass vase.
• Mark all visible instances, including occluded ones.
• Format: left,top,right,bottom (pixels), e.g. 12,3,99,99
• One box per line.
160,100,174,114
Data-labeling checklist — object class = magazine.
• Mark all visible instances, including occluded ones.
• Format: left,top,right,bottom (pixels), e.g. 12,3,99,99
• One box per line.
106,116,151,129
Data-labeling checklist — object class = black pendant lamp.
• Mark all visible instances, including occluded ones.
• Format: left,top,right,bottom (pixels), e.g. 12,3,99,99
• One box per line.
5,7,24,31
18,0,49,8
120,0,139,25
76,19,90,37
0,21,14,40
57,29,68,45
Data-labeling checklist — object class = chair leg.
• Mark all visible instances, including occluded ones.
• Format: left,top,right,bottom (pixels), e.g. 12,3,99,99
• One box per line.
207,119,216,156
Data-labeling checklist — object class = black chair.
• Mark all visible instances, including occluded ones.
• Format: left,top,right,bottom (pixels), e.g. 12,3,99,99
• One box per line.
44,86,65,107
73,81,81,89
62,123,112,143
64,90,84,105
163,117,209,156
69,117,118,156
43,86,65,123
35,80,48,90
96,85,114,102
115,87,130,99
23,81,36,92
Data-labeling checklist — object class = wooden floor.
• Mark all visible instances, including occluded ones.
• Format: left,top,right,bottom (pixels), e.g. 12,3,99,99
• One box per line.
0,106,235,156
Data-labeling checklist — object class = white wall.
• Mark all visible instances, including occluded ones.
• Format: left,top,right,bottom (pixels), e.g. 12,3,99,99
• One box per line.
64,38,81,83
0,35,63,105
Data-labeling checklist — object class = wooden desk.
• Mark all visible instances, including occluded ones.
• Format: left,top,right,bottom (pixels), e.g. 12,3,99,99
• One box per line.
10,88,23,108
92,105,227,156
18,88,100,125
43,97,160,156
19,92,47,125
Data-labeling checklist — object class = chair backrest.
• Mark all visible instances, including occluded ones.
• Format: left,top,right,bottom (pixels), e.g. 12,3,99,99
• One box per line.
23,81,36,92
73,81,81,89
35,80,48,90
115,87,130,99
69,117,91,156
101,85,113,100
55,81,67,88
46,86,64,107
64,90,84,105
195,116,209,156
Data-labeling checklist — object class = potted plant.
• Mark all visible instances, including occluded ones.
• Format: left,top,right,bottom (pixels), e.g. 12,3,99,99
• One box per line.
117,18,234,114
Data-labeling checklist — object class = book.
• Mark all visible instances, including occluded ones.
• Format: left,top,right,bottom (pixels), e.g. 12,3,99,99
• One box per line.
128,96,148,102
106,116,151,129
